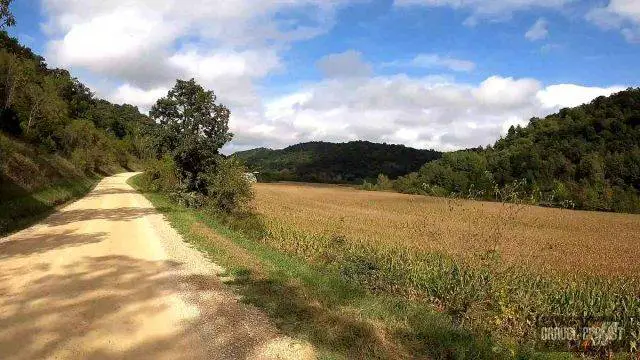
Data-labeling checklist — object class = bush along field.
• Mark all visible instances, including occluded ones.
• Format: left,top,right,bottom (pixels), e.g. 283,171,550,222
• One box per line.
133,79,640,358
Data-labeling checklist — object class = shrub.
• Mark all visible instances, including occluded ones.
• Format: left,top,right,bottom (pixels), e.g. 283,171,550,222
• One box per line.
375,173,393,190
205,156,254,214
392,172,424,194
70,149,94,173
140,156,179,193
360,180,375,191
112,139,131,169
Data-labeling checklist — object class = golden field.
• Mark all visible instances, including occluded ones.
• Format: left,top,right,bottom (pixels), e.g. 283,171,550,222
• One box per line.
254,182,640,278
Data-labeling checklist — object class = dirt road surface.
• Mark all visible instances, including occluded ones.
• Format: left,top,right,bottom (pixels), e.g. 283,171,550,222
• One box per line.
0,173,314,360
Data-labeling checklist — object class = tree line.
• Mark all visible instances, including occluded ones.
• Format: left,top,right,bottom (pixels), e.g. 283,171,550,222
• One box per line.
234,141,442,184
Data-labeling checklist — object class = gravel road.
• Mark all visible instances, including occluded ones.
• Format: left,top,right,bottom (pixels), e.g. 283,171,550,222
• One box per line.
0,173,314,360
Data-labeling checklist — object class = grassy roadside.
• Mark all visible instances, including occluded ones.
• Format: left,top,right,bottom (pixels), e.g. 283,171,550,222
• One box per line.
0,177,100,236
128,174,561,359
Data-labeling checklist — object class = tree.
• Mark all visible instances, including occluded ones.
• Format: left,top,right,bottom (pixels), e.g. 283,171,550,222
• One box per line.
58,76,95,119
150,79,232,192
1,0,15,29
0,50,22,110
22,76,66,142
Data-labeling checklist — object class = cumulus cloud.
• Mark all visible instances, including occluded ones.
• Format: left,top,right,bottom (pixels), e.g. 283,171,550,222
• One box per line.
587,0,640,43
394,0,574,23
42,0,350,90
384,54,476,72
167,48,281,107
41,0,355,152
109,85,170,113
525,18,549,41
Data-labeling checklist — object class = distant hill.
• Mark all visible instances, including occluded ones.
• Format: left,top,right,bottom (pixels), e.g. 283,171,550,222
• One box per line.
234,141,442,183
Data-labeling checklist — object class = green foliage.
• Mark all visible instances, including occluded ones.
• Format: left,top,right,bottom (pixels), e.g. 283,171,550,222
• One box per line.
150,78,232,193
234,141,442,184
139,156,180,193
205,157,254,214
0,0,14,29
360,173,394,191
393,89,640,213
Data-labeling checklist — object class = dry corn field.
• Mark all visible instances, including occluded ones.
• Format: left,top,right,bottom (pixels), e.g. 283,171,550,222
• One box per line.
254,182,640,278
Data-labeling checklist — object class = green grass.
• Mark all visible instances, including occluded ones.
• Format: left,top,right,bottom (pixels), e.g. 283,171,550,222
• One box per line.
128,173,575,359
0,177,100,236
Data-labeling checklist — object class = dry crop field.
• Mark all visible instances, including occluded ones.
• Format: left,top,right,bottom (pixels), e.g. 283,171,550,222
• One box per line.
254,182,640,278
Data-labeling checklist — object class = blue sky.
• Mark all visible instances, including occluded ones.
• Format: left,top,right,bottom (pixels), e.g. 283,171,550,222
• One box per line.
6,0,640,152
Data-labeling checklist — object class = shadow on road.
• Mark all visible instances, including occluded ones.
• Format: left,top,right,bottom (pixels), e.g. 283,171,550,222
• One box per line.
0,252,272,360
83,188,140,198
0,229,107,259
43,207,158,227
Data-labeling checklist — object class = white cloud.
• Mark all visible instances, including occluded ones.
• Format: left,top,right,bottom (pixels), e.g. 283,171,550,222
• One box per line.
40,0,354,148
394,0,574,23
385,54,476,72
587,0,640,43
473,76,541,108
42,0,351,89
525,18,549,41
110,85,170,113
411,54,476,72
167,49,281,107
168,50,280,80
317,50,373,78
536,84,625,108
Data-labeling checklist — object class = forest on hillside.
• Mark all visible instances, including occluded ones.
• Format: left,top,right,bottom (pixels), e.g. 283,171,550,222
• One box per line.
388,88,640,213
0,30,152,173
234,141,442,183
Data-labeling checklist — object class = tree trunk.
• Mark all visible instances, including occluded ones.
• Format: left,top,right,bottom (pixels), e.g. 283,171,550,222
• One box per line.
3,61,16,110
26,99,41,134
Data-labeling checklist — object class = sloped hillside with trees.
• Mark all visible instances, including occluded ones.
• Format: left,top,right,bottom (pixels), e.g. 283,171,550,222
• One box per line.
0,24,154,233
391,88,640,213
235,141,442,183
